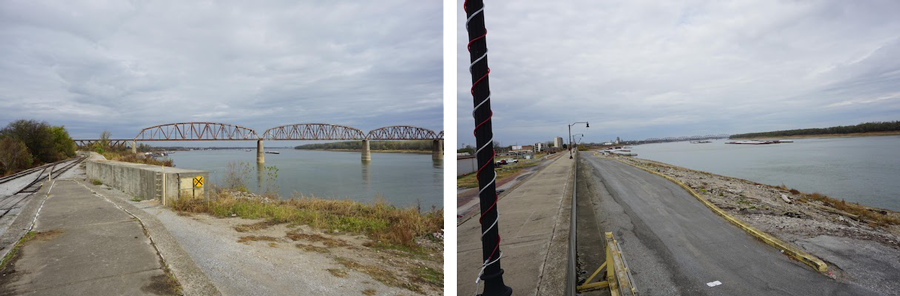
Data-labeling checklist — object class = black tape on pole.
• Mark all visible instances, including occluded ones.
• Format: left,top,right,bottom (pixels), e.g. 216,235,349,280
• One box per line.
465,1,512,295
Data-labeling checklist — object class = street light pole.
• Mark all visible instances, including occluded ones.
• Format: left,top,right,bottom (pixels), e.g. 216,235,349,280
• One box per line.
568,122,589,159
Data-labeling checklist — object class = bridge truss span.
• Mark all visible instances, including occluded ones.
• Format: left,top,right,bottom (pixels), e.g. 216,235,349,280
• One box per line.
262,123,366,140
133,122,260,141
366,126,439,140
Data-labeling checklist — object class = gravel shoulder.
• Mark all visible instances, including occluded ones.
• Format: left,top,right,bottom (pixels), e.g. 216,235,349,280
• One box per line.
609,154,900,295
129,202,443,296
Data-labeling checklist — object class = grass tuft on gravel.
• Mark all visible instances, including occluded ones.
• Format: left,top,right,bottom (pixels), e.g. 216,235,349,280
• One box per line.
334,257,421,293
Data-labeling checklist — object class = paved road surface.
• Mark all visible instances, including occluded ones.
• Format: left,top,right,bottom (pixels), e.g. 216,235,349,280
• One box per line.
0,174,178,295
580,156,872,295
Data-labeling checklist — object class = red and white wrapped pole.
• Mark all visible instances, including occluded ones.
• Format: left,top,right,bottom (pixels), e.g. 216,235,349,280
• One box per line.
465,1,512,295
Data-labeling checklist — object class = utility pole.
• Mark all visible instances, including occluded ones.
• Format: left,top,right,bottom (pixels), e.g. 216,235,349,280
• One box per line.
465,1,512,295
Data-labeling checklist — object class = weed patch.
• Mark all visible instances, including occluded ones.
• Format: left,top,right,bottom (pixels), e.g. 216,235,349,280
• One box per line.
412,266,443,288
173,189,442,249
335,257,420,293
236,235,278,243
296,243,330,253
327,268,348,278
234,221,277,233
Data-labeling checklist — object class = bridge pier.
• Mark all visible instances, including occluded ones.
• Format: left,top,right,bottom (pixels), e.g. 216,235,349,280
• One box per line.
131,141,137,154
361,140,371,162
432,139,443,161
257,139,265,164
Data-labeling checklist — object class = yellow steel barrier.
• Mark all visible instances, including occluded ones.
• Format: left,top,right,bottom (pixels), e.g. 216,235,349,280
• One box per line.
577,232,636,295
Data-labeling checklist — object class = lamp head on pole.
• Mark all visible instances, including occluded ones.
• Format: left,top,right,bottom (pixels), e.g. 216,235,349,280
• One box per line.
586,122,590,128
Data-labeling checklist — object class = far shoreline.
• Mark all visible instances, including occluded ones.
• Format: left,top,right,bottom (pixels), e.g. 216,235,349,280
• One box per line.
294,148,432,155
731,130,900,140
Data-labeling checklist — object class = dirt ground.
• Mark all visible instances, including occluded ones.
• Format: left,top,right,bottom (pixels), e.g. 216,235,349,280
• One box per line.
608,154,900,294
168,211,444,296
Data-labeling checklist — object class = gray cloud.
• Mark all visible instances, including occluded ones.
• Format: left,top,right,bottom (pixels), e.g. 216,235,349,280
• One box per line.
457,0,900,146
0,0,442,144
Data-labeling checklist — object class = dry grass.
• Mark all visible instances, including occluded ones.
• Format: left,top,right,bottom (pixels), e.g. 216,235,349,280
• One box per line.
295,243,330,253
327,268,348,278
102,151,174,167
457,160,540,188
285,231,348,247
334,257,420,293
172,189,442,249
236,235,279,243
362,288,376,296
234,221,277,233
803,192,900,226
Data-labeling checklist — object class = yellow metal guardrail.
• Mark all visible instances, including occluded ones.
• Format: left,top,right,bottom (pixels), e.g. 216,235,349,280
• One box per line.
577,232,636,296
607,156,829,273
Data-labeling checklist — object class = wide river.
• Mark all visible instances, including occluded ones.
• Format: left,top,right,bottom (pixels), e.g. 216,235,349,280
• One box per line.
167,149,442,209
631,136,900,211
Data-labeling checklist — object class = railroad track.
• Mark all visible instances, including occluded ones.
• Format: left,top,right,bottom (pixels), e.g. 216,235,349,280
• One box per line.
0,158,70,186
0,154,89,220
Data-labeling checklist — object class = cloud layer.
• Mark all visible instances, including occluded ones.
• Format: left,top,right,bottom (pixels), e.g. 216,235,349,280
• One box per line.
1,0,442,143
457,0,900,146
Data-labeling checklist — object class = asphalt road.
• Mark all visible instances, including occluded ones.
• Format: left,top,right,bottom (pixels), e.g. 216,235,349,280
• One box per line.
579,156,873,295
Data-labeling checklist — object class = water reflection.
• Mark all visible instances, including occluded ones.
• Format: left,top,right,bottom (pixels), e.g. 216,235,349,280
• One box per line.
256,162,264,193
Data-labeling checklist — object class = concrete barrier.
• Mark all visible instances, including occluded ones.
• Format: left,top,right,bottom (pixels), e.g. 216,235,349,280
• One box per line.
86,157,209,203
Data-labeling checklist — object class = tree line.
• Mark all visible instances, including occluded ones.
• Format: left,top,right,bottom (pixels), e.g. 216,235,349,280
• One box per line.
730,121,900,139
295,140,434,151
0,119,76,175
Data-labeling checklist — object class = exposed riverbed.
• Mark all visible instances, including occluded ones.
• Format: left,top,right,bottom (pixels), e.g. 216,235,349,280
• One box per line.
632,136,900,211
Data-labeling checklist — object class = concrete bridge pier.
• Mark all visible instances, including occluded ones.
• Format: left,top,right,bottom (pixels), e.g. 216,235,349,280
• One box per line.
131,141,137,154
257,139,265,164
361,140,371,162
432,140,443,161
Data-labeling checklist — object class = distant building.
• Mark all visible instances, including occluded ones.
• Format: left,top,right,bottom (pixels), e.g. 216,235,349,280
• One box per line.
553,137,563,148
615,137,621,145
534,142,544,152
509,145,533,156
457,155,477,176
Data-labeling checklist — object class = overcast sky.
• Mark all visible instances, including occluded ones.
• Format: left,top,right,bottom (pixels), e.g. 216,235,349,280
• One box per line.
0,0,442,146
457,0,900,147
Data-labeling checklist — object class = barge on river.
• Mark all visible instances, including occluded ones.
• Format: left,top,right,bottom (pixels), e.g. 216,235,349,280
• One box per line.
725,140,793,145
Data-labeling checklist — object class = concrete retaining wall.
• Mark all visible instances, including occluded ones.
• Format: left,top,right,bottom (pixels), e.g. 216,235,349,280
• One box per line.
85,156,209,202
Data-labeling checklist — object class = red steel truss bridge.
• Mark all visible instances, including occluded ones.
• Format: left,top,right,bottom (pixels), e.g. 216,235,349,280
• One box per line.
73,122,444,162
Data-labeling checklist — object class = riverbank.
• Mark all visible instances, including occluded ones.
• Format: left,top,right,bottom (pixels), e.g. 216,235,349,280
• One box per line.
171,188,443,294
295,148,432,154
607,154,900,293
732,130,900,140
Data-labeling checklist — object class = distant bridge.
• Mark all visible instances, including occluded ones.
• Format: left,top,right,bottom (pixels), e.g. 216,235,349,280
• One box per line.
74,122,443,163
